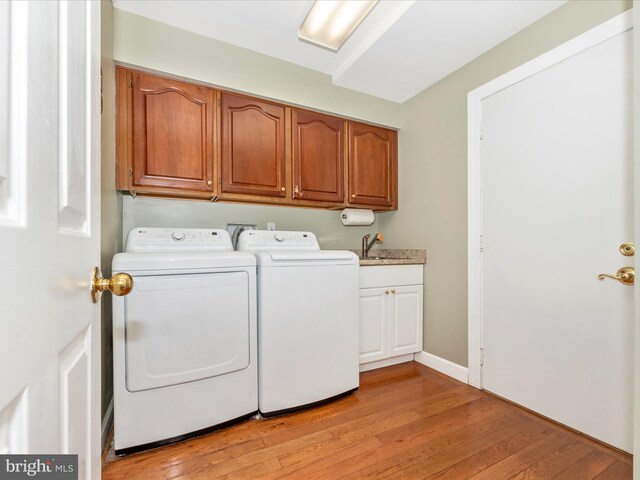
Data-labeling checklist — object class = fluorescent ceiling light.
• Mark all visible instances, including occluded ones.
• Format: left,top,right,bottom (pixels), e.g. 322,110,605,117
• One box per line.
298,0,378,52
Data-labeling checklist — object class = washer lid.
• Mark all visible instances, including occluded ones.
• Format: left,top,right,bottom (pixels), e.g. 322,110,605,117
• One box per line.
237,230,320,252
113,251,256,272
253,250,358,267
125,227,233,253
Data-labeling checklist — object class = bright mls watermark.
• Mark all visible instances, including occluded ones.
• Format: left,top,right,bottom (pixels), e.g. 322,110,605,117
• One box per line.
0,455,78,479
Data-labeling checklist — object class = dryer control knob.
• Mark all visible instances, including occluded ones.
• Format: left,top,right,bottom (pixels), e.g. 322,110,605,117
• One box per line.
274,233,285,242
171,231,186,242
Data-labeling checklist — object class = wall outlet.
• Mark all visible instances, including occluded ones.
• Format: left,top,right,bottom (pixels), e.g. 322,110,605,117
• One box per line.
267,222,276,231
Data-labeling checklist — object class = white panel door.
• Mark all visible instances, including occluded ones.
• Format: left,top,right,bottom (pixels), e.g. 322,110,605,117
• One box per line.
481,29,633,451
389,285,423,357
0,1,101,478
358,288,389,363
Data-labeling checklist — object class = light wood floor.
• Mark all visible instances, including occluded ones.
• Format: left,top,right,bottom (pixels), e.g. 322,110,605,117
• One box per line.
102,362,632,479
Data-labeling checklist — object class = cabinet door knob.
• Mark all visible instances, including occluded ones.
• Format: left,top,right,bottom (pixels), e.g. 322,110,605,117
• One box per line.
385,290,389,294
207,180,212,186
391,289,396,294
351,194,356,198
281,187,286,192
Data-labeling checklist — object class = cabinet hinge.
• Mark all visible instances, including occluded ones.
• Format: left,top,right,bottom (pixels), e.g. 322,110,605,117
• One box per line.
218,177,222,187
480,348,484,366
218,97,221,107
480,127,483,140
128,79,133,89
479,234,484,253
128,168,133,178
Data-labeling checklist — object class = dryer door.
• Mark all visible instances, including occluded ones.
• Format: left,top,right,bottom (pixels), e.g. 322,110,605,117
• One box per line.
124,271,250,392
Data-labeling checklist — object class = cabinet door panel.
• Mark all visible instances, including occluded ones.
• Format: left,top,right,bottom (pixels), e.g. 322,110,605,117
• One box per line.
348,122,397,208
390,285,423,356
221,93,285,197
292,110,344,203
131,72,214,193
359,288,389,364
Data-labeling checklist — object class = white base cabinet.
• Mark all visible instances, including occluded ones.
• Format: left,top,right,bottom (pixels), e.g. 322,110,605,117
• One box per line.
359,265,423,366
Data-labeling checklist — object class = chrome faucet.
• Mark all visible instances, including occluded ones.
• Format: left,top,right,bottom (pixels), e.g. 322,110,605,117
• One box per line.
362,232,384,258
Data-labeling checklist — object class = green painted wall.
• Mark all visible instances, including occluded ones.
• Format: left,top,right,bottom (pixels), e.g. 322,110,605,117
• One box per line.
121,197,375,250
113,9,402,128
378,0,633,367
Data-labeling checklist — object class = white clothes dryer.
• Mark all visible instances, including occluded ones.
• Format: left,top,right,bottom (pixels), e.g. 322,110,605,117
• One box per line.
112,228,257,454
238,230,359,416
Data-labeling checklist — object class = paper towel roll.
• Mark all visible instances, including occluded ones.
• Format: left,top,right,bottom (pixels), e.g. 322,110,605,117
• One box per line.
341,208,374,226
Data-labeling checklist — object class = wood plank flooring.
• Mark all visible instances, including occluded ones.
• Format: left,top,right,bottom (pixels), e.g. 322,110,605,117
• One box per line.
102,362,632,479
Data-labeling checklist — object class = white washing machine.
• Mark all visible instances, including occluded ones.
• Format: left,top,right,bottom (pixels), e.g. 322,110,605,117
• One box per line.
237,230,359,415
112,228,257,454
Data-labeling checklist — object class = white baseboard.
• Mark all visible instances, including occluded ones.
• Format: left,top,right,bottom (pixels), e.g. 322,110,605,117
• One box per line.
359,354,414,372
101,398,114,451
414,351,469,384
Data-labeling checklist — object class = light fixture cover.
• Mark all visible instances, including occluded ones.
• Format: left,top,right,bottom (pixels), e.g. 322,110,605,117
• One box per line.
298,0,378,52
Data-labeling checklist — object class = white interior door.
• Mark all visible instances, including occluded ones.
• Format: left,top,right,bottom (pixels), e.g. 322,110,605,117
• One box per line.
480,28,633,452
0,1,101,477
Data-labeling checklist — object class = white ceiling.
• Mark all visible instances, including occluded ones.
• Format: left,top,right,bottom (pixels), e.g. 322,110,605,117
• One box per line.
113,0,567,103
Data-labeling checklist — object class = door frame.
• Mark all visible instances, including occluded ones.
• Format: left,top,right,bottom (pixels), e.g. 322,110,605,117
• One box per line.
632,3,639,474
466,10,633,389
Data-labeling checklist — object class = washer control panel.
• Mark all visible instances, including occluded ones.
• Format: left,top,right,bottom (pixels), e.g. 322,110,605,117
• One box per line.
125,228,234,252
237,230,320,251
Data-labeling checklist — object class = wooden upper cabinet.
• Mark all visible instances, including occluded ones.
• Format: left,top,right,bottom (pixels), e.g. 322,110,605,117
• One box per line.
347,122,397,209
123,69,216,196
292,110,345,204
220,93,286,198
116,68,399,210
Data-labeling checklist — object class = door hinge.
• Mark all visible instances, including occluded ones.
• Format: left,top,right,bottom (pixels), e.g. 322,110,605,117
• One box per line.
479,234,484,253
480,348,484,366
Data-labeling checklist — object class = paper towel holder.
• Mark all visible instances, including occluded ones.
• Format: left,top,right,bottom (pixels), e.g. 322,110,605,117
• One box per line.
341,208,375,226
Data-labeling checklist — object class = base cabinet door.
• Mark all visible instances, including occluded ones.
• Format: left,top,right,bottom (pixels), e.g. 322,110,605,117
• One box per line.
359,284,422,365
358,288,389,364
389,285,423,357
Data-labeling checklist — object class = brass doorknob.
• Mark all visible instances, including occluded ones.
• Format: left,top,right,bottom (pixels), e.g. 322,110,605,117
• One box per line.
598,267,634,286
91,267,134,303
